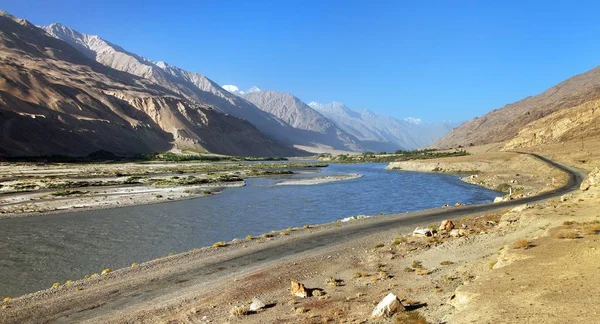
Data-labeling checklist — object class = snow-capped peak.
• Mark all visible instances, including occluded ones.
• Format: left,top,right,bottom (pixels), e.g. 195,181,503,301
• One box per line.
308,101,323,109
246,86,261,93
404,117,422,125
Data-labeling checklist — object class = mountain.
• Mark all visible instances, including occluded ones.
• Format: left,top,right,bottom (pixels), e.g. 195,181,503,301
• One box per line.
242,90,363,152
309,101,456,151
432,66,600,148
505,99,600,149
42,23,337,152
0,11,297,157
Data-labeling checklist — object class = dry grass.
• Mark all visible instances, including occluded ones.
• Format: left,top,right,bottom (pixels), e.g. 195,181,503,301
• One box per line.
326,277,344,287
556,230,581,239
230,305,249,317
212,241,228,248
392,236,407,245
583,224,600,235
511,239,534,249
440,260,454,266
374,243,385,248
395,311,429,324
353,272,369,278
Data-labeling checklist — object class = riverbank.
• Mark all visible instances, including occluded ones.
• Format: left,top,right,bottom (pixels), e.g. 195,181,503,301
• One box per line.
275,173,362,186
0,147,594,323
387,151,569,199
0,161,326,219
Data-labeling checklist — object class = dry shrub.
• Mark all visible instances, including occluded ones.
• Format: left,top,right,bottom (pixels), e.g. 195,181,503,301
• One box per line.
583,224,600,235
440,260,454,266
230,305,248,317
374,243,385,248
511,239,533,249
212,241,228,248
395,311,429,324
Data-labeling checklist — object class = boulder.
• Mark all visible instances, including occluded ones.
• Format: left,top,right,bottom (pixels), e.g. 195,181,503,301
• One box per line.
290,280,309,298
371,293,405,318
580,167,600,191
439,220,455,232
249,297,266,312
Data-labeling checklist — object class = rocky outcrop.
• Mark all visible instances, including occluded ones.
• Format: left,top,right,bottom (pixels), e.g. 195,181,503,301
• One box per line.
580,168,600,191
505,99,600,149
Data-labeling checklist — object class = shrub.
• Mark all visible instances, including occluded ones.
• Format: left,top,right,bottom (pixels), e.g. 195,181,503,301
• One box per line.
131,263,138,267
212,241,227,248
230,305,249,317
511,240,533,249
395,311,428,324
392,236,407,245
246,235,254,240
411,260,424,269
583,224,600,235
374,243,385,248
52,282,60,288
495,183,512,193
440,260,454,266
101,268,112,275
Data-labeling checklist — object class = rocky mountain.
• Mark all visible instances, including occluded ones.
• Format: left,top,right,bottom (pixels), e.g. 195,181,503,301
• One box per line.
242,90,363,152
0,11,297,157
505,99,600,149
432,66,600,149
43,23,349,153
309,101,456,151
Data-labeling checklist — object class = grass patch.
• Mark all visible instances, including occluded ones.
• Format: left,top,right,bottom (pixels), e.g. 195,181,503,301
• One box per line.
556,231,581,239
212,241,228,248
230,305,249,317
374,243,385,249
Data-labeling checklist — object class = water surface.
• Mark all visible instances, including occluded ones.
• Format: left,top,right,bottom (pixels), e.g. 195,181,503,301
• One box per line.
0,163,499,296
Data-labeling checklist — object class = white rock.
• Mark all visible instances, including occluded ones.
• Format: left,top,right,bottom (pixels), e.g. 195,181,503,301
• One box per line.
412,227,433,237
341,216,356,222
249,297,266,312
371,293,404,318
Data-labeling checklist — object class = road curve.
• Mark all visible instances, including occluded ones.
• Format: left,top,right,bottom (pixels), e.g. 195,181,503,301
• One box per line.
0,153,586,323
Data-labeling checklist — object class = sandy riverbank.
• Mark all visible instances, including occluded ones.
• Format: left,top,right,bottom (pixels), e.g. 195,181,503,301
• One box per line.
275,173,363,186
1,146,598,323
0,161,323,219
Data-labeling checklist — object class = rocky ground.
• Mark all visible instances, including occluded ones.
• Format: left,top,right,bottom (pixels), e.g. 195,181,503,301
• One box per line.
1,145,598,323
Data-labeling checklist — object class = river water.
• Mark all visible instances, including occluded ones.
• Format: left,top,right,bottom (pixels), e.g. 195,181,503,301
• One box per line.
0,163,500,297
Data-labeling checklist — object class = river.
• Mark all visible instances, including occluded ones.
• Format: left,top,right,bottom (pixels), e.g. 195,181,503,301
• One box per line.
0,163,500,297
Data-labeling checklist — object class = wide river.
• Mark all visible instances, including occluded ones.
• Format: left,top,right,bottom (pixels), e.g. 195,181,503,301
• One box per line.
0,163,500,297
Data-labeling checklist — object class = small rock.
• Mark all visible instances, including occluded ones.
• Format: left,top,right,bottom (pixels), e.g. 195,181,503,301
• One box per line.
439,220,455,232
371,293,405,318
312,289,323,296
455,202,463,206
412,227,433,237
291,280,309,298
249,297,266,312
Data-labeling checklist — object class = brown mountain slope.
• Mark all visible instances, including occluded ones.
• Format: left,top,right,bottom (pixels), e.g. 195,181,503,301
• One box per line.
504,99,600,149
432,66,600,148
0,12,297,157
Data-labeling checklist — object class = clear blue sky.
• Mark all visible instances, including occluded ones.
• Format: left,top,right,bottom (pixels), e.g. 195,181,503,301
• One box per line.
3,0,600,122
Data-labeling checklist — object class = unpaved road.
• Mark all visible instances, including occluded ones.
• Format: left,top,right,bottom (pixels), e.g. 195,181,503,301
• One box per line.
0,153,585,324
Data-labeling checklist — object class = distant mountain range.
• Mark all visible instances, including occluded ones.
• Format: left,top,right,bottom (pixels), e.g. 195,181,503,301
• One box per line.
0,10,458,157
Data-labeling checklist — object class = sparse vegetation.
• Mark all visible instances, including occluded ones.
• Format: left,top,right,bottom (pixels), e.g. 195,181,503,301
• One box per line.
395,311,429,324
230,305,249,316
511,239,534,249
212,241,228,248
326,277,344,287
440,260,454,266
495,183,512,193
325,149,469,163
374,243,385,248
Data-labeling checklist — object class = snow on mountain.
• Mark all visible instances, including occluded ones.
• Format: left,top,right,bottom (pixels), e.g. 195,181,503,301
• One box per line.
310,101,457,150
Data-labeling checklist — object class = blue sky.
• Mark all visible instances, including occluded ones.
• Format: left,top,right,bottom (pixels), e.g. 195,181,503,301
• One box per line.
3,0,600,121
